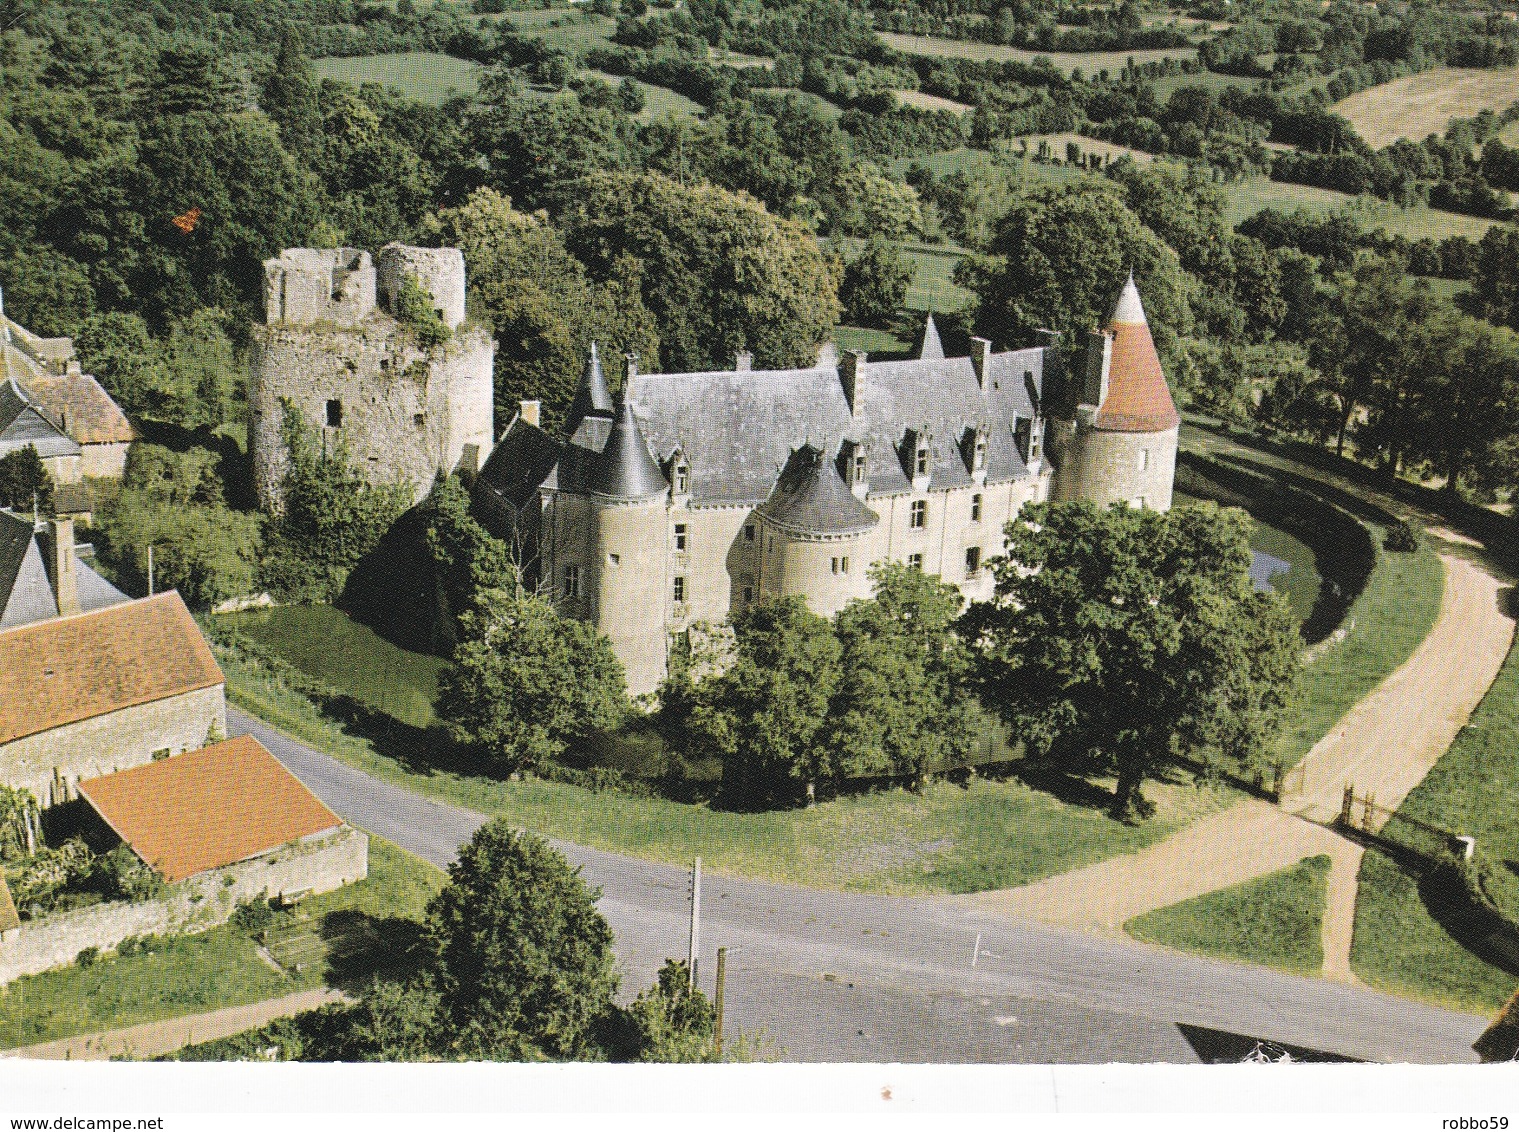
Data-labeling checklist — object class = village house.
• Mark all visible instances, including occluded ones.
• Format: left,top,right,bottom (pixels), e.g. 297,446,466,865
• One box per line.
0,509,129,629
0,591,227,807
0,735,367,984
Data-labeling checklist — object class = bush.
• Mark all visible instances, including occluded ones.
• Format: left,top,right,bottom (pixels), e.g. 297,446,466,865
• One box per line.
1384,519,1420,552
75,946,100,968
231,897,277,932
391,273,451,350
92,845,163,902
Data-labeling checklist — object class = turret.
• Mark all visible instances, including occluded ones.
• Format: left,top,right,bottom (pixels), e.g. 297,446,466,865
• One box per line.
1050,273,1179,511
918,313,944,361
587,393,670,696
568,342,615,435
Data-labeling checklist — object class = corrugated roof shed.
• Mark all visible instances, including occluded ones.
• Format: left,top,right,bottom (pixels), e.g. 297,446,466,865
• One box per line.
77,735,343,884
0,591,223,746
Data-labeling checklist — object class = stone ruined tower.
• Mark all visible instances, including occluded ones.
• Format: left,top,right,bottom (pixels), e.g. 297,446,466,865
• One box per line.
586,391,670,697
248,245,495,512
1049,273,1179,511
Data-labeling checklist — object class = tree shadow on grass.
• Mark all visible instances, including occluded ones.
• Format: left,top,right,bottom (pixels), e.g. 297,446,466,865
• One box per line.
318,910,433,992
317,692,491,781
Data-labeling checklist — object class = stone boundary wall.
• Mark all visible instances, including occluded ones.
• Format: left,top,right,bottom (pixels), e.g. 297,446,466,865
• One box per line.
0,826,367,985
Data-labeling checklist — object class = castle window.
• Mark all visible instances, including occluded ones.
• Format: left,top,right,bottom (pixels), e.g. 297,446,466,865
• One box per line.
673,576,686,604
744,523,755,543
910,500,927,529
973,432,987,472
853,449,867,484
1138,448,1150,471
831,556,850,575
971,493,983,522
326,399,343,428
673,462,689,494
674,523,688,553
908,553,924,571
414,412,426,428
915,445,930,477
1133,496,1149,510
1029,423,1042,462
965,546,982,576
563,564,582,598
741,581,754,603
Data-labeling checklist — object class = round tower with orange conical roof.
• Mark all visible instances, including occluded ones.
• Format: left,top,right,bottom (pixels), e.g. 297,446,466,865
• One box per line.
1049,272,1179,510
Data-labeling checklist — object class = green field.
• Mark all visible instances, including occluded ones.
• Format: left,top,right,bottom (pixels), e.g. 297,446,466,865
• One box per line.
1223,177,1499,241
313,53,482,106
582,70,704,121
1125,855,1330,975
490,9,618,53
834,325,912,356
220,604,448,731
0,839,442,1050
877,31,1196,78
1351,629,1519,1013
1148,69,1262,100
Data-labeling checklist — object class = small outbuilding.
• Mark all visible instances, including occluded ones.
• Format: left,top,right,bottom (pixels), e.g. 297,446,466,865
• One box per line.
76,735,366,891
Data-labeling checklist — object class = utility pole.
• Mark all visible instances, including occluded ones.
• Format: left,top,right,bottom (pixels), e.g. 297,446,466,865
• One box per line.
714,946,727,1060
147,545,155,596
688,856,701,987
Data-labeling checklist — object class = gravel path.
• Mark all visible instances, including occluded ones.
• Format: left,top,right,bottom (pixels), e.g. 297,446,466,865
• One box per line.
968,534,1515,982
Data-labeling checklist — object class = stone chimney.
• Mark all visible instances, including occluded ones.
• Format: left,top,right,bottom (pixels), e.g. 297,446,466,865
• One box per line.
43,518,78,616
519,399,541,428
734,350,753,372
1083,330,1114,408
625,352,638,382
970,337,993,388
840,350,866,416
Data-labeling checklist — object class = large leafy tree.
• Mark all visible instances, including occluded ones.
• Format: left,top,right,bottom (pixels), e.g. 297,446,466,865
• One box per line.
958,181,1192,358
562,171,842,373
681,597,843,807
966,501,1300,820
423,188,659,433
822,563,977,783
436,583,627,772
0,446,54,515
426,823,619,1061
840,239,913,329
1469,224,1519,332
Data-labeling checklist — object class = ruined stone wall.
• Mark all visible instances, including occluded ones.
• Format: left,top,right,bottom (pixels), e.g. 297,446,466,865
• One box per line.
378,244,467,330
263,248,376,327
0,826,367,985
248,320,495,511
0,686,226,808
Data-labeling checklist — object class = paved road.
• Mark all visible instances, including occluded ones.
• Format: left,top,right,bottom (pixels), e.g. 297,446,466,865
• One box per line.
230,709,1489,1064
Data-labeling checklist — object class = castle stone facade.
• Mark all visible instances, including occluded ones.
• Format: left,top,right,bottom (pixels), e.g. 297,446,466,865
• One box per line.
249,245,495,510
476,275,1180,697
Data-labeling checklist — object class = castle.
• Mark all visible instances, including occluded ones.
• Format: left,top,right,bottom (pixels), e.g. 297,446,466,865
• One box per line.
476,273,1179,696
248,245,495,510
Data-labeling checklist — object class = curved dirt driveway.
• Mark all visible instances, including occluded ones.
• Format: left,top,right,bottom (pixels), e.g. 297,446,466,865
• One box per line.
966,533,1515,979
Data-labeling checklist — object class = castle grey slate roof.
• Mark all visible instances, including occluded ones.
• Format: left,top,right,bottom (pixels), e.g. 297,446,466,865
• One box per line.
583,396,668,502
567,342,614,432
0,510,38,627
475,416,562,510
756,445,879,538
0,378,79,461
630,344,1049,507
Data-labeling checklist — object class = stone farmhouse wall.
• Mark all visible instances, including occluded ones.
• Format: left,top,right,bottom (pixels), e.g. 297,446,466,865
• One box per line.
0,685,226,808
79,441,130,480
0,826,368,985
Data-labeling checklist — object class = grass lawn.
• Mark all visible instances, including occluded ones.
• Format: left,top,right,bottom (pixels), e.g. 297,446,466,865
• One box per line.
1148,70,1261,100
1222,177,1498,242
1351,631,1519,1014
219,604,447,731
213,631,1236,896
0,839,442,1050
312,53,481,106
834,325,912,356
876,31,1196,77
1125,855,1330,975
1019,132,1155,165
1334,67,1519,151
490,10,618,53
1272,529,1444,769
893,89,973,114
826,236,976,313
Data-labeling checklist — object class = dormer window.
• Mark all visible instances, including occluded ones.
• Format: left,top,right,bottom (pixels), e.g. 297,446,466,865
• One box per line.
670,453,690,495
841,440,869,488
972,430,987,472
915,444,930,477
853,447,867,484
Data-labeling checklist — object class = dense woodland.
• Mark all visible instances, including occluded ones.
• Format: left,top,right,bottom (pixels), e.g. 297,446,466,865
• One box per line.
3,0,1519,810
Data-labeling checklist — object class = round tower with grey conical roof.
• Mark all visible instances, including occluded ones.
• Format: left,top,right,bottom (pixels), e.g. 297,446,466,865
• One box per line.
568,342,615,436
588,389,671,696
1049,273,1179,510
755,444,880,619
